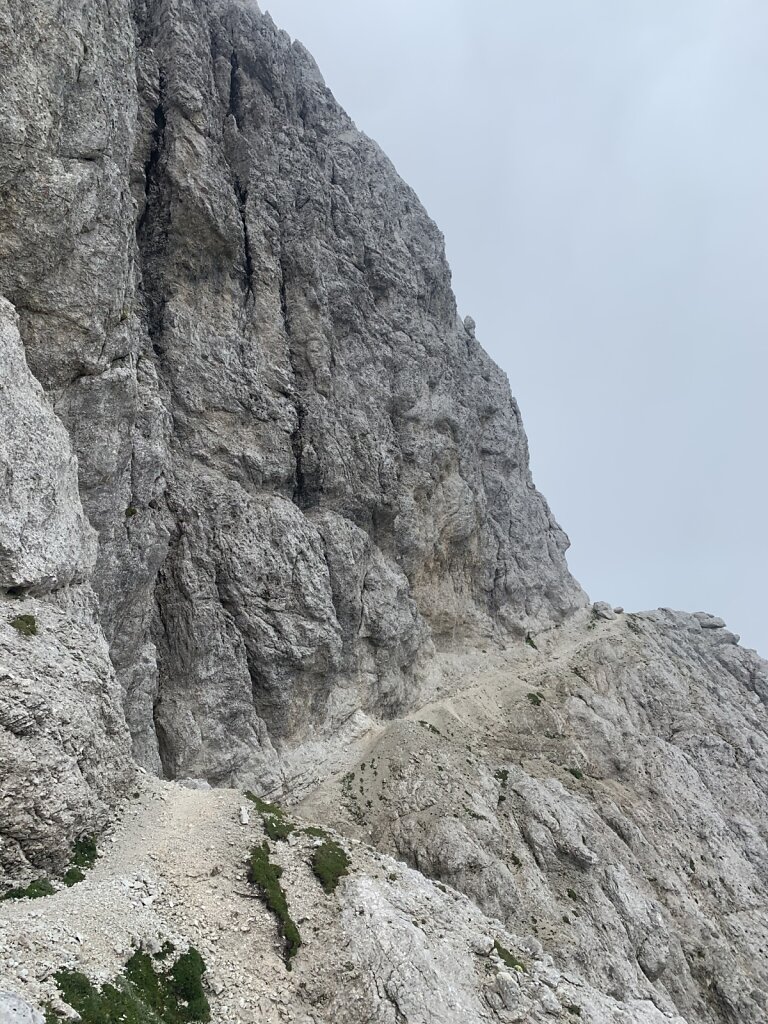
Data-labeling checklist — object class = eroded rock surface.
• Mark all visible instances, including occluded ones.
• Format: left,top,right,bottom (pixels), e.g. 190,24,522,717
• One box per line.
0,4,765,1024
301,611,768,1024
0,0,586,786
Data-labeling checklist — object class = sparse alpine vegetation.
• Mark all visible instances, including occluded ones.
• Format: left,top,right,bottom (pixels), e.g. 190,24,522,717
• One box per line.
9,613,37,636
1,878,55,902
49,946,210,1024
247,842,302,966
245,791,294,842
63,836,98,887
311,838,351,894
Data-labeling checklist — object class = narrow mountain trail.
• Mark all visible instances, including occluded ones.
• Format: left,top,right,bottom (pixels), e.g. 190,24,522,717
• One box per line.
0,780,335,1023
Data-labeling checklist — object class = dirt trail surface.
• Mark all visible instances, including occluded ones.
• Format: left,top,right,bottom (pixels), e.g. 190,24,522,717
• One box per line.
0,778,325,1022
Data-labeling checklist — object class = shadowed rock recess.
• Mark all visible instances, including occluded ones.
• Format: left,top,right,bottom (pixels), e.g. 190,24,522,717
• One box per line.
0,3,765,1023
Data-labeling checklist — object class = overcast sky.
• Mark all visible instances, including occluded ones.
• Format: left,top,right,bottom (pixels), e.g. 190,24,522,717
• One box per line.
264,0,767,655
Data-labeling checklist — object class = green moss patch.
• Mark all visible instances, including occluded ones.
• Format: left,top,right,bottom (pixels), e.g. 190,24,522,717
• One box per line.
311,838,351,894
244,792,295,842
9,614,37,637
493,940,526,972
302,826,328,839
247,843,301,966
71,835,98,869
63,867,86,887
52,947,209,1024
1,877,55,901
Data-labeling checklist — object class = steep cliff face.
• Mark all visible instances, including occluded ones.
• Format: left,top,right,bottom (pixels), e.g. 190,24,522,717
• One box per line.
1,5,767,1024
0,0,585,788
0,301,131,877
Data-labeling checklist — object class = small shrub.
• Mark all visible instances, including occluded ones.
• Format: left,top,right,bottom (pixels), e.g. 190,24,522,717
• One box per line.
494,768,509,786
565,1005,582,1017
566,888,578,901
526,692,543,707
311,839,350,894
525,633,538,650
63,867,86,887
10,614,37,637
1,878,55,901
125,506,138,518
302,826,328,839
567,767,583,780
248,843,301,965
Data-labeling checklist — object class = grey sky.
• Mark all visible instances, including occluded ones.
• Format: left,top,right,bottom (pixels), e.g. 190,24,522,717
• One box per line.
264,0,768,654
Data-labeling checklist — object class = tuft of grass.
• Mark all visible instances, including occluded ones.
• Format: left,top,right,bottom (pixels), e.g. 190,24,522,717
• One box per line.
1,878,55,901
53,947,209,1023
526,692,544,707
493,940,526,972
525,633,538,650
567,767,584,780
10,613,37,637
302,826,328,839
311,839,351,895
248,843,301,965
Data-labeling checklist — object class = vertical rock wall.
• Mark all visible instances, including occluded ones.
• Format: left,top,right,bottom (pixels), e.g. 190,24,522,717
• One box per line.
0,0,585,789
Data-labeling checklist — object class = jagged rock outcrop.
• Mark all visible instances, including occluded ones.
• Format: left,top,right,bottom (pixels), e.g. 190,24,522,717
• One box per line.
302,610,768,1024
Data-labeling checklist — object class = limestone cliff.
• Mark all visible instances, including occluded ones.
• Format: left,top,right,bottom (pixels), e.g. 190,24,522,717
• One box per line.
1,0,585,791
0,3,766,1024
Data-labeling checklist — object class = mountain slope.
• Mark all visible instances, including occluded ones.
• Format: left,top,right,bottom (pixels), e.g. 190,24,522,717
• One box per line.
0,3,766,1024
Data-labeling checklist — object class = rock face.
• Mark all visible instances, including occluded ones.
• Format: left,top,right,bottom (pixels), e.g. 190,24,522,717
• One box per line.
0,4,766,1024
0,0,585,785
301,611,768,1024
0,304,131,877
